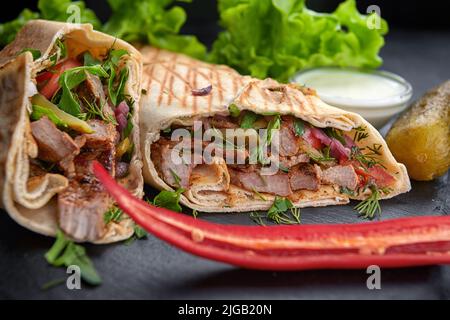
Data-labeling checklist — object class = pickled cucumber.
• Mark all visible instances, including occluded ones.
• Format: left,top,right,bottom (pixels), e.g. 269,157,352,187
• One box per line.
386,81,450,181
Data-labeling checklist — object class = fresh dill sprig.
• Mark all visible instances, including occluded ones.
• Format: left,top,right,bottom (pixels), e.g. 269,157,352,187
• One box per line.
250,212,266,226
351,145,384,168
354,185,390,220
308,145,335,163
353,126,369,142
82,98,117,125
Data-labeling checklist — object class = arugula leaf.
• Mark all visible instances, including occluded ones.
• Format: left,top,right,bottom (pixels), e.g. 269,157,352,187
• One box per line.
293,118,305,136
240,111,259,129
153,188,184,213
266,115,281,145
210,0,388,82
83,51,101,66
103,49,129,106
58,65,109,116
17,48,41,60
45,230,101,286
102,0,206,59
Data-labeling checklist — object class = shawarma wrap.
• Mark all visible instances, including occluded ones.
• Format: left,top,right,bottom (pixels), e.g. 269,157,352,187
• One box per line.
0,20,143,243
139,47,410,212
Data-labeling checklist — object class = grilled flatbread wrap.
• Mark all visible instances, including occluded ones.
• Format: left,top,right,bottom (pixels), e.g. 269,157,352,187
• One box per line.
140,47,410,213
0,20,143,243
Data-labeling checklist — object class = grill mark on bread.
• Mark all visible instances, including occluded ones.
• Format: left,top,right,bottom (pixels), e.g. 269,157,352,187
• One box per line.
156,53,175,106
167,53,178,106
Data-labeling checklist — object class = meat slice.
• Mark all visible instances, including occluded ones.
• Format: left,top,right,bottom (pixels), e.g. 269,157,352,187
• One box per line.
30,117,80,163
279,153,309,169
58,181,111,242
77,73,112,113
208,115,239,129
57,119,119,242
230,169,292,197
321,165,359,190
272,116,302,157
84,119,119,149
289,164,320,191
152,138,194,188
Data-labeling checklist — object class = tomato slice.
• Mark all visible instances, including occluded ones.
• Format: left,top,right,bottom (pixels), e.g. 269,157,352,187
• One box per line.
368,166,395,188
39,59,81,99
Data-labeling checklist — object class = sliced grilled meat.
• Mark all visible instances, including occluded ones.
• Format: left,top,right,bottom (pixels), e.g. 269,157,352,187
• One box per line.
30,117,80,163
289,164,320,191
152,138,194,188
230,169,292,197
321,165,359,190
58,181,111,242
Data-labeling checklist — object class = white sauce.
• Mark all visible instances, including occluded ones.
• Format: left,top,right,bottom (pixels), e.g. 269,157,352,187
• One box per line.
294,69,405,101
292,68,413,128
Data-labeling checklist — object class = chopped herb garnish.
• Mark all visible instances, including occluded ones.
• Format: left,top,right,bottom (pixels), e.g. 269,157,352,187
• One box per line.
240,111,259,129
249,197,301,225
353,126,369,142
267,197,301,225
354,185,390,220
45,230,101,286
103,206,123,224
308,145,335,163
324,127,346,145
228,104,241,117
124,224,148,246
293,118,305,136
82,98,117,125
351,145,384,168
249,211,266,226
153,188,185,213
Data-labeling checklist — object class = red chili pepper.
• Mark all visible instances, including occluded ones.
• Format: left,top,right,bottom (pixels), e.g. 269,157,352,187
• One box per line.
93,161,450,270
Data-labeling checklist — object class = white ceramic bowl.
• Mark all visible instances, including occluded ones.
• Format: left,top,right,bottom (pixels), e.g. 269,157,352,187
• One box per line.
291,67,413,128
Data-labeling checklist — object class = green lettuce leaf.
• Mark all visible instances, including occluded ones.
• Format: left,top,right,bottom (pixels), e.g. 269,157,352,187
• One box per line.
210,0,388,82
102,0,206,59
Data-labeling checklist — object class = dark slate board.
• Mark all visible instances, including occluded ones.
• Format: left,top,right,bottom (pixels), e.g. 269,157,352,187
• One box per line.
0,29,449,300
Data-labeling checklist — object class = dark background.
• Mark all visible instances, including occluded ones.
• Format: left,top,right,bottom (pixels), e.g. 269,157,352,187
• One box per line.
0,1,449,300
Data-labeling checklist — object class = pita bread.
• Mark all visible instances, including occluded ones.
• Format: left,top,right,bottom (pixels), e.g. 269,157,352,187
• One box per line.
139,46,410,212
0,20,143,243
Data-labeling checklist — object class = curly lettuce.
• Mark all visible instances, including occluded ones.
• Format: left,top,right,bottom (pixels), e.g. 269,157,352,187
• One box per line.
0,0,100,46
102,0,206,59
209,0,388,82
